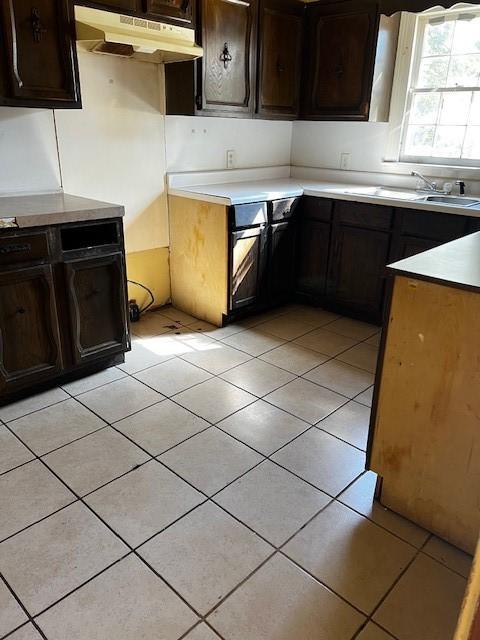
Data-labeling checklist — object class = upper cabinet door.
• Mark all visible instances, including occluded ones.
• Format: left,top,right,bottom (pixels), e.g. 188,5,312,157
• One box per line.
256,0,303,119
200,0,257,116
301,0,379,120
84,0,139,12
143,0,194,26
0,0,81,108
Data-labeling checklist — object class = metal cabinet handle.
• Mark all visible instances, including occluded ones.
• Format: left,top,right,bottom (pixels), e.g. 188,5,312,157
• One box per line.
31,8,47,43
220,43,232,69
0,243,31,255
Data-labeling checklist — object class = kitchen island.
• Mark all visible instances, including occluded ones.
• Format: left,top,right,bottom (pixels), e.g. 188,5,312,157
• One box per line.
368,232,480,555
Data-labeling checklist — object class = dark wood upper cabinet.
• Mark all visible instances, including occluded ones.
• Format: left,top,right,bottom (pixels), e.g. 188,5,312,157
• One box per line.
0,0,81,108
82,0,139,11
199,0,257,116
256,0,303,119
143,0,194,25
301,0,379,121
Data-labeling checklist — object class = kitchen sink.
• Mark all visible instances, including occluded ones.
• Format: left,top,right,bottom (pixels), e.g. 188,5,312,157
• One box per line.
415,195,480,206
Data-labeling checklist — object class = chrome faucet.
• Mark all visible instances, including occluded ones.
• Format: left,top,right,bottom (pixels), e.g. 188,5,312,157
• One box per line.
411,171,451,195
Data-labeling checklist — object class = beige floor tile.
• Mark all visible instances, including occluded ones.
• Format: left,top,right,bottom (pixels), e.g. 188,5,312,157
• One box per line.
7,625,43,640
130,312,179,338
239,308,291,328
139,502,272,614
0,579,27,637
86,461,204,547
265,378,346,424
180,340,252,375
374,554,467,640
0,502,127,614
257,316,316,340
338,471,430,548
337,343,379,374
189,322,246,340
159,306,199,325
356,623,395,640
173,378,256,423
282,307,340,328
272,429,365,495
114,400,210,455
221,360,295,397
221,329,286,356
0,426,34,475
0,388,69,423
208,554,364,640
0,461,75,540
366,332,382,347
36,555,198,640
61,366,126,396
294,328,357,356
184,623,222,639
216,461,330,546
43,428,150,496
284,501,416,614
116,339,175,375
317,401,370,450
134,358,212,396
325,317,380,341
259,342,329,375
355,386,374,407
304,360,374,398
159,428,263,496
423,536,473,578
77,377,163,423
217,400,308,455
8,400,106,456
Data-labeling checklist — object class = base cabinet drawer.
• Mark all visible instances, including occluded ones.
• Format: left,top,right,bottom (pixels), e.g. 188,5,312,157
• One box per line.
0,265,63,393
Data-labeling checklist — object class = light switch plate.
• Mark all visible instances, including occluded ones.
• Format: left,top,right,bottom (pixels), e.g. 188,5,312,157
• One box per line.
340,152,351,170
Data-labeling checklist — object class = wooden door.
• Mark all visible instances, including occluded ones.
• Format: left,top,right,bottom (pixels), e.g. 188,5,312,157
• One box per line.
200,0,257,116
256,0,303,118
296,218,331,300
301,0,379,120
64,253,129,365
328,225,390,321
143,0,194,25
230,226,267,310
0,265,63,394
269,221,296,303
0,0,81,108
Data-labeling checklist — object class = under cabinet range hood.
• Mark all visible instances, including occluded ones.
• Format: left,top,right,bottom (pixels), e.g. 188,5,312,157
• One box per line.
75,6,203,63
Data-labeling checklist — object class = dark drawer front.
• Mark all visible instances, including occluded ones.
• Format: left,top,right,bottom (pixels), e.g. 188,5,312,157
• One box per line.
400,209,467,242
271,198,301,222
231,203,268,229
0,232,50,266
336,201,393,231
302,196,333,222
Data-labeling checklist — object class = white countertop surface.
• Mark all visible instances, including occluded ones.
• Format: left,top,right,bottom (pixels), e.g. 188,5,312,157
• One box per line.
168,178,480,218
0,192,125,229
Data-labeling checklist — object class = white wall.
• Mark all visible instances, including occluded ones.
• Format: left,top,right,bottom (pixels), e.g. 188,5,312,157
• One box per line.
166,116,293,172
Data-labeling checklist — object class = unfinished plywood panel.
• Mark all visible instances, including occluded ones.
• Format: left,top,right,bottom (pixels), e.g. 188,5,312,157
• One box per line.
371,276,480,554
169,196,229,326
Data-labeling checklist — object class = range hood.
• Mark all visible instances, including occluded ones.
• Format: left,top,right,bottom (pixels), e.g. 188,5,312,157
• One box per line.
75,6,203,63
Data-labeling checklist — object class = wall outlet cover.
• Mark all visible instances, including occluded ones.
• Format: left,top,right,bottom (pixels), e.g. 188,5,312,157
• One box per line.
340,152,351,170
227,150,236,169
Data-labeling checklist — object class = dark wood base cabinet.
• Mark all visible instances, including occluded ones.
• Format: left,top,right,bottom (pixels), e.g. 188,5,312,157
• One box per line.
0,219,130,406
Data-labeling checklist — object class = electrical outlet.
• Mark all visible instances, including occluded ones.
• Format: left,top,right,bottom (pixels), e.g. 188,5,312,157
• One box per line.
226,150,235,169
340,152,351,170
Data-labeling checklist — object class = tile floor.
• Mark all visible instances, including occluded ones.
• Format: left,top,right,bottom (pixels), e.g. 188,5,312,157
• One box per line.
0,304,472,640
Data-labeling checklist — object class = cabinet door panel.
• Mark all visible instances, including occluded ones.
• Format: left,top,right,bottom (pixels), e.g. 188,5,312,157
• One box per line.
302,0,378,120
80,0,138,10
201,0,256,115
329,225,390,319
230,227,267,310
0,265,62,393
143,0,193,25
65,253,129,364
0,0,80,107
257,0,303,118
296,218,331,299
270,221,296,303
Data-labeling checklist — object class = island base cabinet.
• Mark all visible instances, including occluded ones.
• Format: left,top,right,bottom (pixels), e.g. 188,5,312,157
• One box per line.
369,276,480,554
0,265,63,394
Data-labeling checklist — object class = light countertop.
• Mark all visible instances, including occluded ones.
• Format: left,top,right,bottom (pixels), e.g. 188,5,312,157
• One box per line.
0,192,124,229
388,232,480,292
168,178,480,218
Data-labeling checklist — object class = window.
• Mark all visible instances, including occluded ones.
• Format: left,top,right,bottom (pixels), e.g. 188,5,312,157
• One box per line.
389,6,480,167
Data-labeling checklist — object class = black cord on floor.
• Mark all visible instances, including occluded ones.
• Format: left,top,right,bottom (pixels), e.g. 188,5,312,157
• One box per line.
127,280,155,315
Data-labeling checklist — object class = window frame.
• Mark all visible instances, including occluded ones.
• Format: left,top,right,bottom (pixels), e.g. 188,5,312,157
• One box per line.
386,4,480,168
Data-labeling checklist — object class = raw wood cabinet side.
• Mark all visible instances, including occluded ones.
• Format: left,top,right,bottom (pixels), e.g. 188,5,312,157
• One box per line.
169,196,229,326
371,275,480,554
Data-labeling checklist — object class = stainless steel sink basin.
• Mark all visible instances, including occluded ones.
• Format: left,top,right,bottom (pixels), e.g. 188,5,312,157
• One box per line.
416,195,480,206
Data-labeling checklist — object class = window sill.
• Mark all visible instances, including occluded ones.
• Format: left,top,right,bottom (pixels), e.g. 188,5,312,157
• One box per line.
381,160,480,179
